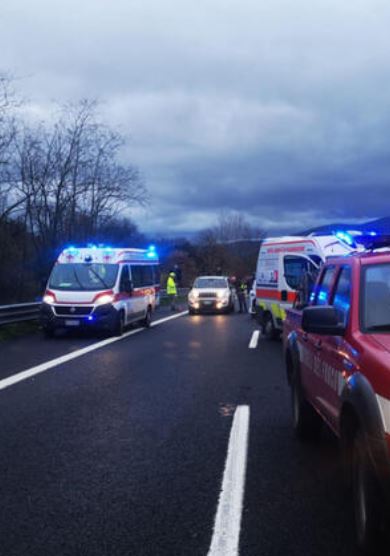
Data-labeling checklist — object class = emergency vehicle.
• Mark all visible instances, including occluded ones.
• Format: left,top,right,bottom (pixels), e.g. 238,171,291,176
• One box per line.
283,232,390,552
40,245,160,336
255,233,360,339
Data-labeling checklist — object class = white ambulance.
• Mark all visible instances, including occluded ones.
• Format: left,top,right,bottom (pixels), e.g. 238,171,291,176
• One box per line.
255,233,359,339
40,245,160,337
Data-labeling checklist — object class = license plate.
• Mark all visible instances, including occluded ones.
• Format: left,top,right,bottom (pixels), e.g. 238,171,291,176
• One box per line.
203,301,213,305
65,319,80,327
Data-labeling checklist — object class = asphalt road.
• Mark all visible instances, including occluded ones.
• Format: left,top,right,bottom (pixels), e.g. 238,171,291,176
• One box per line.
0,307,360,556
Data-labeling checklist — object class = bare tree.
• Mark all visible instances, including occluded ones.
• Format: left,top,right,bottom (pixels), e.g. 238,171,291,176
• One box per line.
197,211,264,276
0,73,22,222
16,100,147,258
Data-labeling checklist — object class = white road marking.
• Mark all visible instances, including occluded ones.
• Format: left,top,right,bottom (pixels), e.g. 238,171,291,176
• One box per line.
0,310,188,392
208,405,250,556
248,330,260,349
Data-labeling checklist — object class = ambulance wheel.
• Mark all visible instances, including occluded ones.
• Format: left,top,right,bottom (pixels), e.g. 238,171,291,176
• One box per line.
143,307,152,328
43,325,55,338
352,429,383,552
263,313,279,340
113,311,125,336
291,374,322,441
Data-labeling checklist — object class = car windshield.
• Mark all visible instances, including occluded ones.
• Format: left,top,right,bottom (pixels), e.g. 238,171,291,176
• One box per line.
48,263,119,291
362,263,390,331
193,277,228,289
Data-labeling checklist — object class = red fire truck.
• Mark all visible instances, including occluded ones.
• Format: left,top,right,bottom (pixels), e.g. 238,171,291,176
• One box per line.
283,233,390,552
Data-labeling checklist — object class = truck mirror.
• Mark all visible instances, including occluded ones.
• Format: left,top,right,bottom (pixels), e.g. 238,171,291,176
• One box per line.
302,306,346,336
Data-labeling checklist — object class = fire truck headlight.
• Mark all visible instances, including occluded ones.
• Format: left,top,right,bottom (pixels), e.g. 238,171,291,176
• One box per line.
95,294,114,306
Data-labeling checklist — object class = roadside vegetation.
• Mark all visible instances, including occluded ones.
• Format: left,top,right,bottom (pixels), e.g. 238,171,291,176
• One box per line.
0,74,263,305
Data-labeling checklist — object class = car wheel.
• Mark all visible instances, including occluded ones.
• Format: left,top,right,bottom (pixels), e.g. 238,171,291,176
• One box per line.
142,307,152,328
352,430,383,552
291,374,322,441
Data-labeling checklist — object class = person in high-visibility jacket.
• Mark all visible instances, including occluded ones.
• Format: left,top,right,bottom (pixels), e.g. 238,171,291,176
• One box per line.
166,271,177,311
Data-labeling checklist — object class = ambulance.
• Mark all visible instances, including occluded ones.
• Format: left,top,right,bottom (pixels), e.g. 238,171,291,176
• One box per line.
40,245,160,337
255,232,362,339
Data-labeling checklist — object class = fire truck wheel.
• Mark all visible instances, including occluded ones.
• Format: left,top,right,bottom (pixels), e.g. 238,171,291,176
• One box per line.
143,307,152,328
352,429,382,552
291,375,322,441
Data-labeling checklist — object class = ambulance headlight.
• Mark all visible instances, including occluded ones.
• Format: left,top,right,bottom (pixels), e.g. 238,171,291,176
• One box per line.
43,293,55,304
95,294,114,306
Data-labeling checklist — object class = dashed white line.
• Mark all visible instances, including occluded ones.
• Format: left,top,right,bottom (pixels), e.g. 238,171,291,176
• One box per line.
0,310,188,392
248,330,260,349
208,405,250,556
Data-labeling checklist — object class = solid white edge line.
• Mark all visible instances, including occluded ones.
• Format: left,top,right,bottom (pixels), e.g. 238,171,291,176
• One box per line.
248,330,260,349
208,405,250,556
0,310,189,392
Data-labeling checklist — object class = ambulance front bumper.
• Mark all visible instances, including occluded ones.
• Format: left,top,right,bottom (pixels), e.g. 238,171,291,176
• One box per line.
40,302,118,330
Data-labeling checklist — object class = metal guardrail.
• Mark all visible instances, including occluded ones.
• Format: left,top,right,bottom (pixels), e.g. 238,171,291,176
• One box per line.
0,289,190,327
0,302,41,326
160,288,189,299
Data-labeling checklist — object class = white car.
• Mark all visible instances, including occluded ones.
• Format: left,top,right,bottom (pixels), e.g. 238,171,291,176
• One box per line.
188,276,235,314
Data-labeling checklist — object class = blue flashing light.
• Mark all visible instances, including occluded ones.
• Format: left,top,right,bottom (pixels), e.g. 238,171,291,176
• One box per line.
369,231,377,236
335,231,356,248
147,244,158,258
87,315,95,322
318,290,327,303
65,246,79,256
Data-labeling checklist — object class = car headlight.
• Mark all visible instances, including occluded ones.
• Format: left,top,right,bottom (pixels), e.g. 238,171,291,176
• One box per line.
189,290,199,300
217,290,229,299
95,293,114,306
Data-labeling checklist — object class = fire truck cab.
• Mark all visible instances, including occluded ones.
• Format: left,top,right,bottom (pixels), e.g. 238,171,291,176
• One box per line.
40,245,160,337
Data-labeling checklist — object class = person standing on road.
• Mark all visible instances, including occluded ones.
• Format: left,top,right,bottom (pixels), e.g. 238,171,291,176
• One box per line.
236,279,248,313
166,271,178,311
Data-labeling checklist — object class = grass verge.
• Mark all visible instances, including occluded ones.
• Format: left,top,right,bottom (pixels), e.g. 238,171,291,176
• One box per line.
0,321,40,342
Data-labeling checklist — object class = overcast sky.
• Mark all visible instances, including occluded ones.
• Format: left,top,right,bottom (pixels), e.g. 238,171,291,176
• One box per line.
2,0,390,236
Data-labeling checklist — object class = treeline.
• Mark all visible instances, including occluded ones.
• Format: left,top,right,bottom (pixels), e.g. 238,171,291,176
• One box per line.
160,212,264,288
0,76,146,302
0,75,264,303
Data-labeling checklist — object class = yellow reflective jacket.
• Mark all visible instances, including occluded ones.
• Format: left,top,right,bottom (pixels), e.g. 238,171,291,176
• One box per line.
167,276,177,295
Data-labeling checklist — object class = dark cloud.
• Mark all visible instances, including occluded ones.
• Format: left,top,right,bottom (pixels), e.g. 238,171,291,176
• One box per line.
2,0,390,235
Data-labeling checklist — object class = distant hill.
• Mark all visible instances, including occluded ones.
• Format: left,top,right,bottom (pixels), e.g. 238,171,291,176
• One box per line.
298,217,390,236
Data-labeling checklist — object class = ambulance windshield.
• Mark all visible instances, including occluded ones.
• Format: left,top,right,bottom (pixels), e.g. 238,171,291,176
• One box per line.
49,263,119,291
